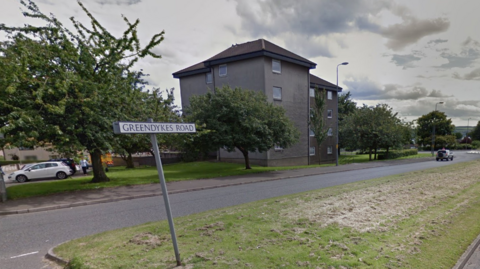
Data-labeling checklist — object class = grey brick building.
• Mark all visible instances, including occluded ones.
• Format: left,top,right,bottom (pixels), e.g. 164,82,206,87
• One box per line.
173,39,341,166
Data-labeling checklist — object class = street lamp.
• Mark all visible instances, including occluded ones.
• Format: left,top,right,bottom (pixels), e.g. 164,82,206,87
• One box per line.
336,62,348,166
467,118,472,149
431,101,445,156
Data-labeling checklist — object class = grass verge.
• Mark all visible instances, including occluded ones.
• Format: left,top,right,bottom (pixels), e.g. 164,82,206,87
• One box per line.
6,153,431,200
55,159,480,268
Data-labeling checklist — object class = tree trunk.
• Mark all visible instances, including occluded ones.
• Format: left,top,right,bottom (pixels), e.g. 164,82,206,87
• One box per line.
125,152,134,169
90,149,110,183
369,148,372,161
386,147,390,159
374,147,377,160
237,147,251,169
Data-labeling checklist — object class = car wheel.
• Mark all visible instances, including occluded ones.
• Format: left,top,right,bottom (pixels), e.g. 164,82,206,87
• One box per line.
56,171,68,179
450,157,454,161
436,158,439,161
16,175,28,183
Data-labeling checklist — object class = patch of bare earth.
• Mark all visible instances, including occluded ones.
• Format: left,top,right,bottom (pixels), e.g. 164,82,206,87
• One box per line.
283,164,480,232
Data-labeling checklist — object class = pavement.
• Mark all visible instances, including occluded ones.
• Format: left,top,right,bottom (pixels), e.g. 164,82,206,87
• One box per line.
1,156,479,268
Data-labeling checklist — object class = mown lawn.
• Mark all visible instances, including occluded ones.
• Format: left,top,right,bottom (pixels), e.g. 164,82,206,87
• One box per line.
56,159,480,269
6,153,431,200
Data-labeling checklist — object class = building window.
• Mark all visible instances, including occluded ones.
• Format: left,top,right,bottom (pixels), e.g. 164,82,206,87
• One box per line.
309,146,316,156
309,127,314,137
327,91,332,100
272,59,281,74
219,64,227,77
327,128,333,136
205,72,212,83
327,110,332,118
25,156,37,161
309,88,315,97
274,144,283,151
327,146,333,154
310,108,314,118
273,87,282,100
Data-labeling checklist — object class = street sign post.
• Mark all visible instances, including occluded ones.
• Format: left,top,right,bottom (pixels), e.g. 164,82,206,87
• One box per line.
113,120,196,266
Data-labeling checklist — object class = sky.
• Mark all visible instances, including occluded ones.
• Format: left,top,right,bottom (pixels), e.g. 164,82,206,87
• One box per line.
2,0,480,128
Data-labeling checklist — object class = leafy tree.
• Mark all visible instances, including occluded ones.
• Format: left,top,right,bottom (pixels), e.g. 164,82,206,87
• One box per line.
338,92,357,153
0,0,164,182
454,132,463,139
471,121,480,141
342,104,407,160
186,86,300,169
416,111,454,149
309,88,329,163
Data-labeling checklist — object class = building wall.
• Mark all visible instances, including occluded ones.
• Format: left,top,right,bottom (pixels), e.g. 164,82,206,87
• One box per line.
3,147,58,161
179,73,212,109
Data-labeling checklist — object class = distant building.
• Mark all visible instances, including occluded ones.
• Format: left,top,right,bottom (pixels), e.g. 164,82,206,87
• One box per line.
173,39,341,166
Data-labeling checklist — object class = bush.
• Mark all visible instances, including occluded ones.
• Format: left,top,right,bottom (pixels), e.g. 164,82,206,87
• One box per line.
471,141,480,149
377,149,418,160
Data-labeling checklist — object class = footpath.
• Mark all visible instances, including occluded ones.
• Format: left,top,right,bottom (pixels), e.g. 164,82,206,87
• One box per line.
0,157,479,268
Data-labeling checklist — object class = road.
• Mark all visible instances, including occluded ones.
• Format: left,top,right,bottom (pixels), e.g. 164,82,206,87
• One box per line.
1,152,479,269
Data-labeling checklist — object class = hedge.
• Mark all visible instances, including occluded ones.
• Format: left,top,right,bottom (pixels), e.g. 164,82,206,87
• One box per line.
377,149,418,160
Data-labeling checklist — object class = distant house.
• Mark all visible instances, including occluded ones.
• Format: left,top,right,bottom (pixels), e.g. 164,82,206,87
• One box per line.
173,39,341,166
3,146,58,161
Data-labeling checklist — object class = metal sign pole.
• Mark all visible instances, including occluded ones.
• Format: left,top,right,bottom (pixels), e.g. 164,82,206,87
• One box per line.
147,118,181,266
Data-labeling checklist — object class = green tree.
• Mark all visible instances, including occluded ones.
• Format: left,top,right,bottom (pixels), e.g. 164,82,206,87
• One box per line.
416,111,454,149
186,86,300,169
455,132,463,139
338,91,357,153
470,121,480,141
309,88,329,163
0,0,164,182
342,104,406,160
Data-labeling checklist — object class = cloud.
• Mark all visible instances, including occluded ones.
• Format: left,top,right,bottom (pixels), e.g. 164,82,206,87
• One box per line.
92,0,141,5
232,0,449,55
427,39,448,45
391,54,421,69
344,76,451,100
381,17,449,51
452,68,480,80
438,37,480,69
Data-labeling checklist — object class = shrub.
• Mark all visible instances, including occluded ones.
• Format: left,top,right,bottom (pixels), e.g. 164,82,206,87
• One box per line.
377,149,418,160
471,141,480,149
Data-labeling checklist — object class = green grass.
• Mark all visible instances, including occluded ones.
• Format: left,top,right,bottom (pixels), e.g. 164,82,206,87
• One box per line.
55,160,480,268
6,153,431,200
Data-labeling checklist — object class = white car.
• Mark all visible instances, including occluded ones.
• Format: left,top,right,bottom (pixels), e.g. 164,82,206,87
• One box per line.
8,161,73,183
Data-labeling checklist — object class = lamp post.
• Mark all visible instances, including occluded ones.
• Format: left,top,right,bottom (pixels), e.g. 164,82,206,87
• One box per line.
336,62,348,166
431,101,444,156
467,118,472,149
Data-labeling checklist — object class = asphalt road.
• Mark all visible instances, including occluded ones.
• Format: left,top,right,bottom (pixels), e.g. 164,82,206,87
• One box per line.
1,152,479,269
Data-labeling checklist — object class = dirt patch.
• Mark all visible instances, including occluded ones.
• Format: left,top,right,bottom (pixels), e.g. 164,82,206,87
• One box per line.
196,221,225,236
282,164,480,232
129,232,167,248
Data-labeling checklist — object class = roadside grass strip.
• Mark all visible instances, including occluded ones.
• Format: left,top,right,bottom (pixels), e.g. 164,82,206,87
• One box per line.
55,160,480,268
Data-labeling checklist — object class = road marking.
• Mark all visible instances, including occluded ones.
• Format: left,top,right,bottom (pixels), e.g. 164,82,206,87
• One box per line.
10,251,39,259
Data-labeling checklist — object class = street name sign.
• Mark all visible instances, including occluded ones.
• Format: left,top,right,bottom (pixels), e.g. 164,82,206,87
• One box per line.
113,121,196,134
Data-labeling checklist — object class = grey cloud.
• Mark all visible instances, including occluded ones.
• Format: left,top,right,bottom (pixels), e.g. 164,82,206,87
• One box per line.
344,77,451,100
93,0,141,5
233,0,449,55
428,39,448,45
391,54,421,69
381,17,450,51
438,38,480,69
452,68,480,80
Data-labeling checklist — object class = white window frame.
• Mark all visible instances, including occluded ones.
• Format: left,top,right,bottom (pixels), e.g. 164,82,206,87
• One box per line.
273,86,282,101
309,88,315,97
219,64,227,77
309,146,316,156
205,72,212,84
272,59,281,74
274,144,283,151
327,128,333,136
327,91,332,100
327,110,333,118
309,127,315,137
327,146,333,154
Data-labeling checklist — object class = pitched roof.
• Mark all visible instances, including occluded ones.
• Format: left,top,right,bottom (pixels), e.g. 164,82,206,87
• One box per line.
173,39,316,78
310,74,342,92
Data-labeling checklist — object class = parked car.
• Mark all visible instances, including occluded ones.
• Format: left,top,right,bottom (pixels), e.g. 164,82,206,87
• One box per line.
436,149,454,161
49,158,77,175
8,161,73,183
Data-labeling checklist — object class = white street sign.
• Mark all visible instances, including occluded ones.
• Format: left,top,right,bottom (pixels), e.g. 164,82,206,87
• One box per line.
113,122,196,134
